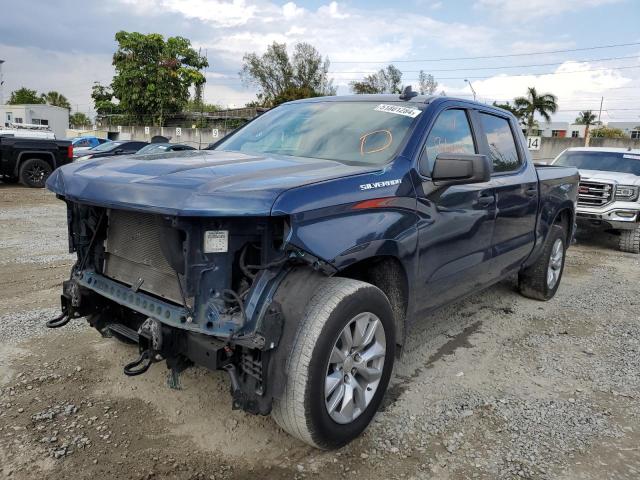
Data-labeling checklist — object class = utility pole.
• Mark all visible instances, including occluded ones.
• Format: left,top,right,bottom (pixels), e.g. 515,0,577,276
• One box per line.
464,79,476,101
0,60,5,106
597,96,603,125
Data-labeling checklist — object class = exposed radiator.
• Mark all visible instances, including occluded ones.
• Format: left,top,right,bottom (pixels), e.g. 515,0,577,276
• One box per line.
103,209,183,304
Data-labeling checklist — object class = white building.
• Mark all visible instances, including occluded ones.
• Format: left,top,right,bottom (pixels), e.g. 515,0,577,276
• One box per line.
0,104,69,139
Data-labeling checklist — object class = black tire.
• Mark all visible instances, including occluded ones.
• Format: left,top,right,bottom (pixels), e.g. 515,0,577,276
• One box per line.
619,227,640,254
19,158,53,188
518,224,567,301
271,277,395,449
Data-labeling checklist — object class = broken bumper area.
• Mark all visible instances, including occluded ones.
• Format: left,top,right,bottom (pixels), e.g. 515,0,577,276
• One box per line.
46,271,274,415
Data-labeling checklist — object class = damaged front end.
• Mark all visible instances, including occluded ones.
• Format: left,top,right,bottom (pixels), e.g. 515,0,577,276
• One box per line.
50,201,332,415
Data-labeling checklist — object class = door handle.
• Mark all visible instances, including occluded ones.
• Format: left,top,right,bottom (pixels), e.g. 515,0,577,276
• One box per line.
477,193,495,206
525,186,537,196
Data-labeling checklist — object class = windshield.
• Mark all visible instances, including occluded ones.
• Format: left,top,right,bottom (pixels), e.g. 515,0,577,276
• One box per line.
215,101,422,165
554,150,640,176
91,141,122,152
136,144,169,155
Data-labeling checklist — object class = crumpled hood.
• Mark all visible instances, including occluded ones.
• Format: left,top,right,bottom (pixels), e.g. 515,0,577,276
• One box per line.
46,150,374,216
579,169,640,185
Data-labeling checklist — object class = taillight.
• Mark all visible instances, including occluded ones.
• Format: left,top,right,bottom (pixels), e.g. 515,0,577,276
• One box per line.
68,145,73,159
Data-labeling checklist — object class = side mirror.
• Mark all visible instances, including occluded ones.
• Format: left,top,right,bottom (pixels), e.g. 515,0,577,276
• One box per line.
114,148,124,154
431,153,491,186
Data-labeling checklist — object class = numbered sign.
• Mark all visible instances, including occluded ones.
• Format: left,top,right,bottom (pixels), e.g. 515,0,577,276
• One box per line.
176,127,182,137
212,128,219,138
117,125,122,133
527,136,541,151
144,126,150,135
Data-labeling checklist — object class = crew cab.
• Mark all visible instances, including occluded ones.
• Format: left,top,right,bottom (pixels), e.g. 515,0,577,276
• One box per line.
0,135,72,187
46,93,578,449
552,147,640,253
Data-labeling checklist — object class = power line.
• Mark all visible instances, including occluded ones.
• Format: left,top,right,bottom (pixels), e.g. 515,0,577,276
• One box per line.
204,64,640,84
330,41,640,63
326,54,640,74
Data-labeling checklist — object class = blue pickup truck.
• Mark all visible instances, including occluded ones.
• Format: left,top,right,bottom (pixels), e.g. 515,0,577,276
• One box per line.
46,91,578,449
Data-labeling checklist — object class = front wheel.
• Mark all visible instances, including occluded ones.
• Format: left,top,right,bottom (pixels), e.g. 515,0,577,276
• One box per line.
618,226,640,254
271,277,395,449
518,224,567,301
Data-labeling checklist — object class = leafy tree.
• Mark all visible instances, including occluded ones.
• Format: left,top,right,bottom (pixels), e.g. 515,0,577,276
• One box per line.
590,126,626,138
417,71,438,95
492,101,526,123
241,42,335,107
514,87,558,136
574,110,597,142
41,91,71,109
350,65,403,94
8,87,44,104
91,82,119,115
70,112,91,128
109,31,208,125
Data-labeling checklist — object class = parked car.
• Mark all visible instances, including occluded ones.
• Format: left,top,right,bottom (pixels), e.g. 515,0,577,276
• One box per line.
134,143,196,155
75,140,149,161
553,147,640,253
0,135,72,187
45,93,578,449
71,136,111,158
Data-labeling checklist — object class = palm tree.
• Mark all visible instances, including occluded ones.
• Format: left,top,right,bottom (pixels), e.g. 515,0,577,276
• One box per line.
575,110,597,144
492,101,526,126
514,87,558,136
40,91,71,109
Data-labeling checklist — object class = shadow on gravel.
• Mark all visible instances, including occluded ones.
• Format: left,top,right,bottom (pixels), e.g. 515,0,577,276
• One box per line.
381,321,482,411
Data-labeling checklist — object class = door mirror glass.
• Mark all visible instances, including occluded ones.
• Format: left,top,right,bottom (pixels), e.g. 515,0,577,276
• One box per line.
431,153,491,186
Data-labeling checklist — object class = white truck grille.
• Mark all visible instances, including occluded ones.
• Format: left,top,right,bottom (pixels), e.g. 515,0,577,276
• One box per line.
577,181,613,207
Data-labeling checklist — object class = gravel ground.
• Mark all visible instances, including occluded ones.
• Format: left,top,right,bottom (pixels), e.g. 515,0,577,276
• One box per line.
1,183,639,480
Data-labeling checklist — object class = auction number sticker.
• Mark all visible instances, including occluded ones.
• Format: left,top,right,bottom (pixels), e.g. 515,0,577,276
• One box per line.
375,104,422,118
204,230,228,253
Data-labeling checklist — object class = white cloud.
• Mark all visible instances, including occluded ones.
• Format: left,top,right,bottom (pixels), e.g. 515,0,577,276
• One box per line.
282,1,304,18
440,60,639,121
160,0,258,27
318,1,349,19
475,0,622,19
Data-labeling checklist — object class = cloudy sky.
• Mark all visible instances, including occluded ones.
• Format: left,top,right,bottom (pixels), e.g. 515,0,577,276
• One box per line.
1,0,640,123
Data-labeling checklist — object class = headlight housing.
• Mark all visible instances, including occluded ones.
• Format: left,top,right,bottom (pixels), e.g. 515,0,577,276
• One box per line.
614,185,639,201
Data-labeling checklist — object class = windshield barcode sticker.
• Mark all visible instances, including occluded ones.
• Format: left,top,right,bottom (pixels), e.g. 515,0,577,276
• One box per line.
375,104,422,118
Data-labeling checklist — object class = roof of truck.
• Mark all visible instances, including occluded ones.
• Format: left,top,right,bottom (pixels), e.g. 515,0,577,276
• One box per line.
288,94,439,104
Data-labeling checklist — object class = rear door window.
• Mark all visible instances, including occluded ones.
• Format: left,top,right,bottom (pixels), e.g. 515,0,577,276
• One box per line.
421,109,476,175
479,113,521,173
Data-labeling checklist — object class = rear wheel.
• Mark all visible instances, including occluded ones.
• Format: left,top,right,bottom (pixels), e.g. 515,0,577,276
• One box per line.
271,277,395,449
19,158,53,188
619,226,640,254
518,224,567,301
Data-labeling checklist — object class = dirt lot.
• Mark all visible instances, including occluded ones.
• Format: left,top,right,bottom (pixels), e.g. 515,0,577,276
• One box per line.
1,183,639,480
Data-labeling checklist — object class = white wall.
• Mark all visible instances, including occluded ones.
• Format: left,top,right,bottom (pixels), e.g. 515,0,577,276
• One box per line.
0,104,69,139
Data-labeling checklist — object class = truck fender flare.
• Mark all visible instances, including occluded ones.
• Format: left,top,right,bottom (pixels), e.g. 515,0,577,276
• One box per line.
265,266,330,402
524,201,575,269
14,150,57,176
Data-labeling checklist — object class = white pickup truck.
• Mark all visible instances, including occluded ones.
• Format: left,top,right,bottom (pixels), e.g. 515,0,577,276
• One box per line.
553,147,640,253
